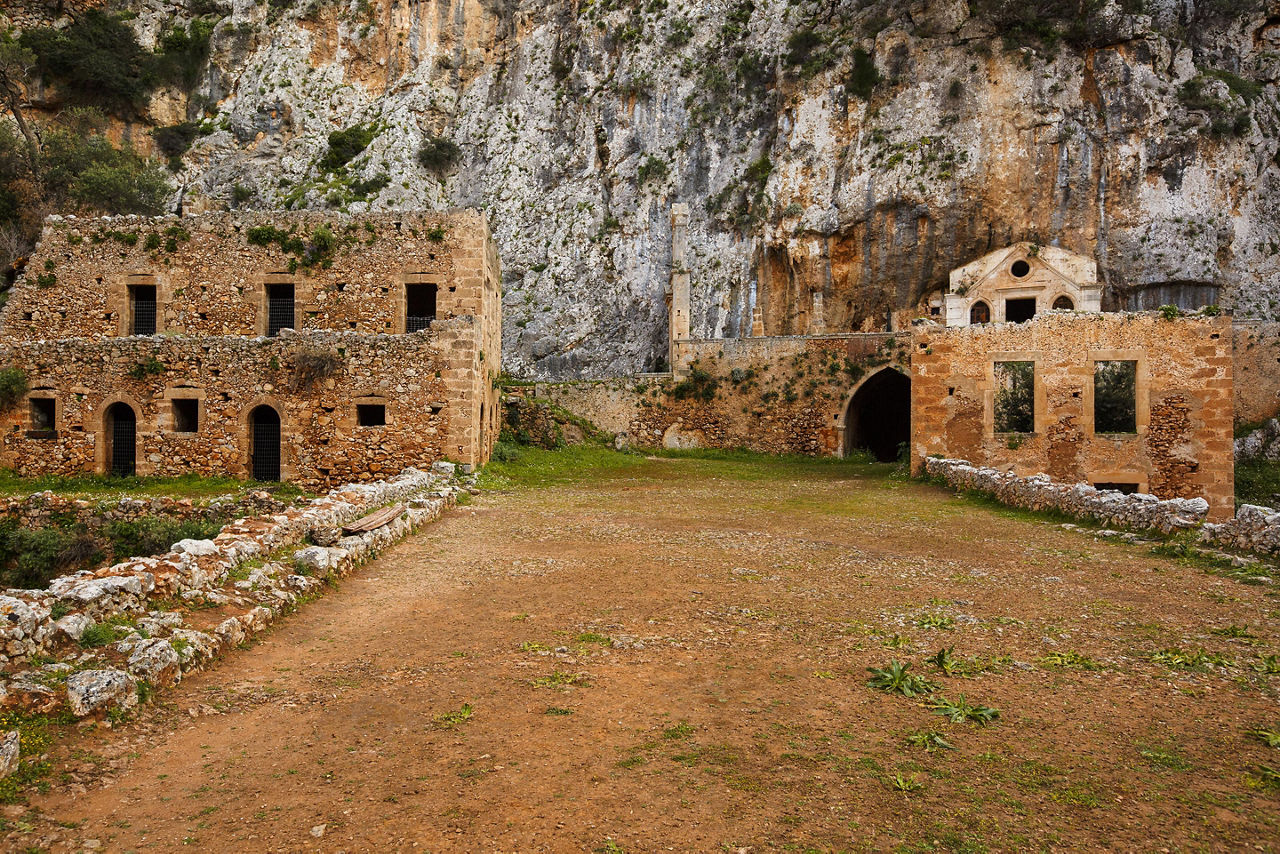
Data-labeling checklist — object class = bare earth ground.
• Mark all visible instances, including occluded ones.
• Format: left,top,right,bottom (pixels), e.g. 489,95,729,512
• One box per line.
10,454,1280,852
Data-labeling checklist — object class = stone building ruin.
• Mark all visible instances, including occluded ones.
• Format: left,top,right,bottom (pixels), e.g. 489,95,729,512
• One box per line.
0,211,502,488
518,206,1280,523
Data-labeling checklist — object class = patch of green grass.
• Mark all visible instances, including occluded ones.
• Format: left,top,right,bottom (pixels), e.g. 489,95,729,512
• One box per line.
0,469,307,501
478,446,647,490
1137,744,1193,771
662,721,695,740
432,703,474,730
533,670,590,689
575,632,611,645
915,613,955,631
1247,727,1280,748
1147,647,1233,670
1210,624,1256,639
1234,459,1280,507
1038,650,1102,671
544,707,573,716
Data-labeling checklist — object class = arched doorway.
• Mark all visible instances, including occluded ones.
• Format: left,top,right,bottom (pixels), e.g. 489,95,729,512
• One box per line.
845,369,911,462
104,402,137,476
249,405,282,482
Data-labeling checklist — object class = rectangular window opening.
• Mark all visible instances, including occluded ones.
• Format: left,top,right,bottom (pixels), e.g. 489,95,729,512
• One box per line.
994,361,1035,434
172,398,199,433
1094,360,1137,434
406,283,437,332
357,403,386,427
29,397,55,431
1005,297,1037,323
1094,482,1140,495
130,284,157,335
266,283,295,336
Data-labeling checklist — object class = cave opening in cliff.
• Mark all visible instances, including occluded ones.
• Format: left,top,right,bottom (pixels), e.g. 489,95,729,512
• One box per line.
845,368,911,463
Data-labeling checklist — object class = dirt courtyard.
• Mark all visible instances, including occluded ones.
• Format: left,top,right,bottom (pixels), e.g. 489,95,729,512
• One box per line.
13,453,1280,851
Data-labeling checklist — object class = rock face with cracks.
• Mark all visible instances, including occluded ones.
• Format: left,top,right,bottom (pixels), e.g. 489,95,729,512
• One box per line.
7,0,1278,377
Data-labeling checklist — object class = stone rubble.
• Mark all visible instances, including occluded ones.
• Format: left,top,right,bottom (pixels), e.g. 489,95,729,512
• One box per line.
0,467,465,734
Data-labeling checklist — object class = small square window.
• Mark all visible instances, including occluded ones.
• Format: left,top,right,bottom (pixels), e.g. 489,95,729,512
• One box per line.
172,398,199,433
30,397,55,431
357,404,386,427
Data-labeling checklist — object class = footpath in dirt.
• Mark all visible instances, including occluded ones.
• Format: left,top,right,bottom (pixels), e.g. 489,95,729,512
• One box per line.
10,452,1280,851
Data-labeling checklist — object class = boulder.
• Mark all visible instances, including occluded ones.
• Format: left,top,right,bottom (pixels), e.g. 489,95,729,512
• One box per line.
53,613,94,642
66,670,138,717
127,638,182,689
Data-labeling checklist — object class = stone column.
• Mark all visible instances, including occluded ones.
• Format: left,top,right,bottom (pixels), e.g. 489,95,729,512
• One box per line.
669,204,690,375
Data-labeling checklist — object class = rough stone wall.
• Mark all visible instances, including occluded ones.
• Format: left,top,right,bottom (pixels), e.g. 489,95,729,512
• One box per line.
528,332,908,455
0,210,502,475
1,211,485,341
911,312,1235,520
1232,321,1280,426
0,329,461,490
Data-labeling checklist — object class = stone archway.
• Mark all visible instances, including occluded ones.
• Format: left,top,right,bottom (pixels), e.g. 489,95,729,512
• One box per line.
844,368,911,462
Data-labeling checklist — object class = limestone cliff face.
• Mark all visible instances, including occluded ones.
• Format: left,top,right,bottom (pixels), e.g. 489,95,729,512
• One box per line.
14,0,1280,378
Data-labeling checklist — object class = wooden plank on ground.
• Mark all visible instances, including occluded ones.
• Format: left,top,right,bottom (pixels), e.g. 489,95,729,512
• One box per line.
341,503,406,535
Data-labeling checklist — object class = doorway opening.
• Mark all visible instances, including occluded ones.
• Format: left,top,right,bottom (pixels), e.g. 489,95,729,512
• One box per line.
105,402,137,476
845,369,911,462
250,405,282,481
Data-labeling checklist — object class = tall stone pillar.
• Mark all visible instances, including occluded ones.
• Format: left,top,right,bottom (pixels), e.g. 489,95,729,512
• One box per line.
810,291,825,334
669,203,690,375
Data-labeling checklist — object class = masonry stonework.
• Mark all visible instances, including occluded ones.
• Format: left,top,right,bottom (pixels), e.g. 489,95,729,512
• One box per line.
910,313,1235,520
0,211,501,487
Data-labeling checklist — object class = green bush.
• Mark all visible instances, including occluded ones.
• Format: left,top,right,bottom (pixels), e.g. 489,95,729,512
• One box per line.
20,10,153,114
320,123,378,172
418,136,462,174
104,517,221,560
40,111,169,215
153,18,216,91
0,367,28,410
151,122,199,159
0,518,101,590
848,49,881,100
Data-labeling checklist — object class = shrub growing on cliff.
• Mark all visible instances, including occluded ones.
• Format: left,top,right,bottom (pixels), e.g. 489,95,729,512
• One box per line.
0,367,28,410
418,136,462,175
321,123,378,172
847,49,880,100
20,10,152,114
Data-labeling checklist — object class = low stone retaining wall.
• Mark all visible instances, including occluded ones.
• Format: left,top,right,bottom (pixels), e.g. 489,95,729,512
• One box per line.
1200,504,1280,554
0,465,464,724
0,490,286,531
923,457,1210,533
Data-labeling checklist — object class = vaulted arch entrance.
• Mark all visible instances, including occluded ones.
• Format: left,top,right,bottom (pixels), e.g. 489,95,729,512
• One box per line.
104,402,137,477
844,368,911,462
249,405,282,482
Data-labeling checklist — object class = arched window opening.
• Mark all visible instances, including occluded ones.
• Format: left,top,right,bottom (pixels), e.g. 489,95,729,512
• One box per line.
1052,295,1075,310
970,301,991,325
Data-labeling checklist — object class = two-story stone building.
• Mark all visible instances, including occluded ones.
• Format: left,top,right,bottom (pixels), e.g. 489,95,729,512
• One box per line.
0,210,502,488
